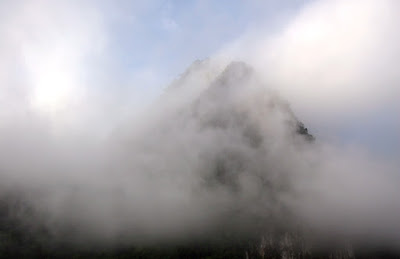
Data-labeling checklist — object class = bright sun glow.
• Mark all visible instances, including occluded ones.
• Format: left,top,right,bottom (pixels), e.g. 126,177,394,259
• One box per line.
23,43,83,115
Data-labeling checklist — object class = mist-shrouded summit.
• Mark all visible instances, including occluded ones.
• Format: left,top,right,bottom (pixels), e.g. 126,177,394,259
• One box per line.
0,59,399,258
0,60,312,239
104,60,316,241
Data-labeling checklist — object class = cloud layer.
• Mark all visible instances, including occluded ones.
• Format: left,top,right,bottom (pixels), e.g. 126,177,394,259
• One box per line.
0,0,399,253
219,0,400,129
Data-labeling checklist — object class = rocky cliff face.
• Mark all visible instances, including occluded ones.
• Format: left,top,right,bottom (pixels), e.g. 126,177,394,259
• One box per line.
113,60,316,243
143,60,314,196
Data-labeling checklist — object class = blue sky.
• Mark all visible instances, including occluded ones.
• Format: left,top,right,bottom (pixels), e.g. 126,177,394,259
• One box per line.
102,1,309,87
0,0,398,157
102,0,398,158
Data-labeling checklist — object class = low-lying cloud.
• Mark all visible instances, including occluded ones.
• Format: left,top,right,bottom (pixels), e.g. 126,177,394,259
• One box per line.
0,0,399,254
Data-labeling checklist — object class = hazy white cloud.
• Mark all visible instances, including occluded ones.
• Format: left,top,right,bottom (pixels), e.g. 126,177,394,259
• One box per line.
0,0,107,132
219,0,400,125
0,0,399,253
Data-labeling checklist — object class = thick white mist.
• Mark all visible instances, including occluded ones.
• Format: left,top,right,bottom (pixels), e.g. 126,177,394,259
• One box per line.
0,0,399,251
218,0,400,127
